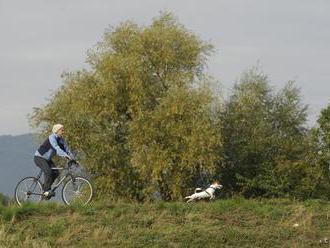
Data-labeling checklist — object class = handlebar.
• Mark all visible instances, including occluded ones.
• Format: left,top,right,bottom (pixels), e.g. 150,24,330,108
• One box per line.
67,159,79,167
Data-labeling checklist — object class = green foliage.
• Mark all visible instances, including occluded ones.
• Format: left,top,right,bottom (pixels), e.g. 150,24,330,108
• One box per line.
30,13,220,200
129,85,222,200
221,68,316,199
307,102,330,199
0,193,10,206
316,104,330,147
314,103,330,158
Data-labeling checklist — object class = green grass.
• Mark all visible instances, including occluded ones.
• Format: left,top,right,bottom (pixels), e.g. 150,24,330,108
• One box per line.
1,198,330,247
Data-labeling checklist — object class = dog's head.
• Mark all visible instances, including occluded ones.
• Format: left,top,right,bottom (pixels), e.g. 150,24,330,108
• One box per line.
211,181,223,190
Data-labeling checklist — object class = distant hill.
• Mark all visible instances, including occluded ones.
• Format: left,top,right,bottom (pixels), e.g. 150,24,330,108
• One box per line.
0,134,39,196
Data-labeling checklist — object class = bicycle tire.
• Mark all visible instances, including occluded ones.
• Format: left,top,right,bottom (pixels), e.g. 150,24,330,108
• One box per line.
61,176,93,206
14,177,43,206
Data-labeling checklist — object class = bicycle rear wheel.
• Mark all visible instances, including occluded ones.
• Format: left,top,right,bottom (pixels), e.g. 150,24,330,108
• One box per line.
62,176,93,205
14,177,43,206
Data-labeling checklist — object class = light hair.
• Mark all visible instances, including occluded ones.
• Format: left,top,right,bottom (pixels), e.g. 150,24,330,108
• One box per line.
52,124,64,134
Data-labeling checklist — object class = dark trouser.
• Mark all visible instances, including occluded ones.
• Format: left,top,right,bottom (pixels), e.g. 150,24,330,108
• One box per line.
34,156,59,191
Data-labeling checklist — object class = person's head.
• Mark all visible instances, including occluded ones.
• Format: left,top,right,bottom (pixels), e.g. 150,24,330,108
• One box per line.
52,124,65,137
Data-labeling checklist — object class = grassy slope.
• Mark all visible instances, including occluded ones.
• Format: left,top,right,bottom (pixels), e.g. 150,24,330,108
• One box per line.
0,198,330,247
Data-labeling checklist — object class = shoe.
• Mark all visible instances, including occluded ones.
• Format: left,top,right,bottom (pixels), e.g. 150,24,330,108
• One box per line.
42,190,55,200
43,191,50,197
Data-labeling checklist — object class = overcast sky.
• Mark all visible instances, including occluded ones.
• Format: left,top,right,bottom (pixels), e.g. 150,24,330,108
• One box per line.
0,0,329,135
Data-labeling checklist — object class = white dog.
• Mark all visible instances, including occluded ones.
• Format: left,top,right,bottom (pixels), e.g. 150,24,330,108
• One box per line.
185,182,223,203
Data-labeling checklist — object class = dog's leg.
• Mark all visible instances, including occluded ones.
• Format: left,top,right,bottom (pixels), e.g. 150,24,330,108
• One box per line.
186,198,194,203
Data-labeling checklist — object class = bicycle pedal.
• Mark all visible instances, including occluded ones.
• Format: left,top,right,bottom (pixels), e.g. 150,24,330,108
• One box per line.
42,195,51,200
49,191,56,197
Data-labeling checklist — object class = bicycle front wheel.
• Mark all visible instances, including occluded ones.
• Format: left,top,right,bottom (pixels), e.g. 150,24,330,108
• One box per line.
62,177,93,206
14,177,43,206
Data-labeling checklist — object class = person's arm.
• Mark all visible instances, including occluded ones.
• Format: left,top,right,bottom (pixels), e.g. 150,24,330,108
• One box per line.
63,140,75,160
49,135,70,159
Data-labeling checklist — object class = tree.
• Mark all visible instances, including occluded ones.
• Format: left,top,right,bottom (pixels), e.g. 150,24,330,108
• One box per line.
307,103,330,199
315,104,330,153
221,68,311,198
221,69,274,195
129,85,222,200
30,13,222,200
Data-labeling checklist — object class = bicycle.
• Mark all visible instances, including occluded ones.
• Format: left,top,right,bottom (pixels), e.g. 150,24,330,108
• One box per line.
14,160,93,206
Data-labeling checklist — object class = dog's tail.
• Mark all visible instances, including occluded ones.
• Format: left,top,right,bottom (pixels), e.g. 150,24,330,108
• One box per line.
194,188,202,193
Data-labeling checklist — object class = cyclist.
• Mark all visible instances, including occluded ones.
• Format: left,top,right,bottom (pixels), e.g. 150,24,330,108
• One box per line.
34,124,75,199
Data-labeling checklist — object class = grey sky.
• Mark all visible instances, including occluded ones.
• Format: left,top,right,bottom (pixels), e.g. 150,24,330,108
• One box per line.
0,0,329,135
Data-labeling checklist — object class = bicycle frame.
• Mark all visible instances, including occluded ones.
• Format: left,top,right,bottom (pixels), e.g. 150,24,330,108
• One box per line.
30,167,76,196
51,168,76,192
15,160,93,206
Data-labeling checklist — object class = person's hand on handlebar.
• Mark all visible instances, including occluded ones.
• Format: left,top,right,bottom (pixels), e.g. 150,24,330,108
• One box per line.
66,155,77,165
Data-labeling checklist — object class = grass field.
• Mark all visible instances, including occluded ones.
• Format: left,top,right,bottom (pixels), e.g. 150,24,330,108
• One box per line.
1,197,330,247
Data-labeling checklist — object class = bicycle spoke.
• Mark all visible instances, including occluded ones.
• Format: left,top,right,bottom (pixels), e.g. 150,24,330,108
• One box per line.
15,177,43,206
24,181,29,191
62,177,93,205
77,182,82,192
